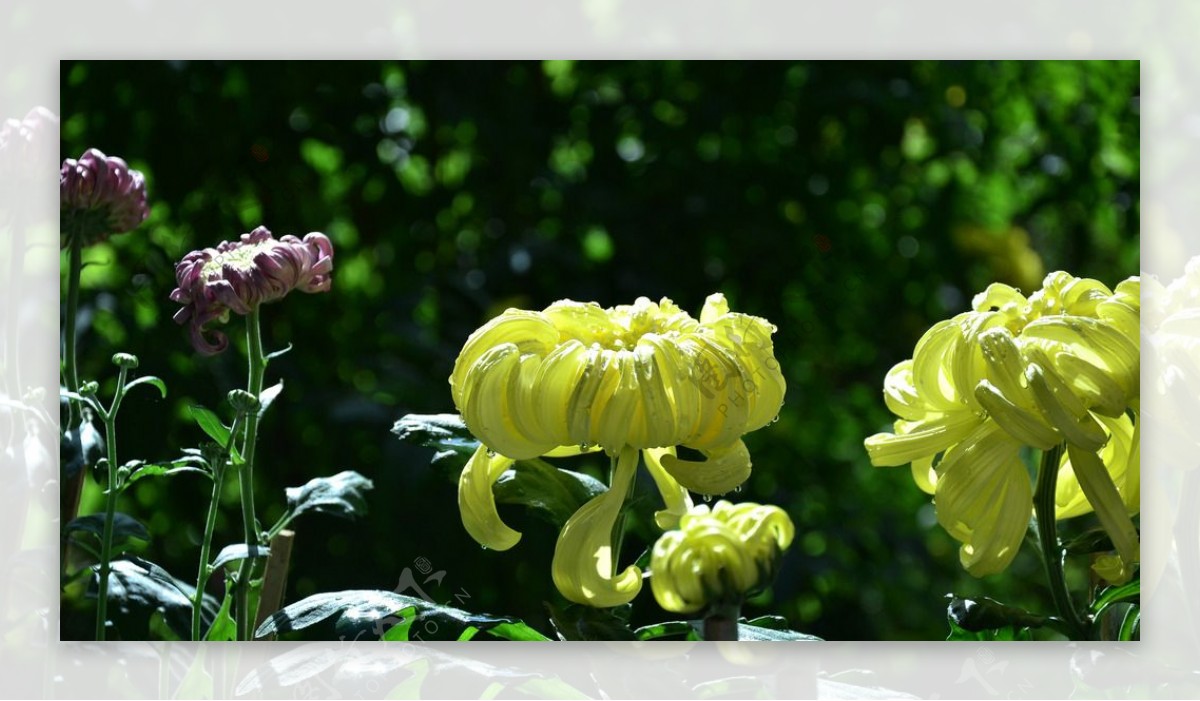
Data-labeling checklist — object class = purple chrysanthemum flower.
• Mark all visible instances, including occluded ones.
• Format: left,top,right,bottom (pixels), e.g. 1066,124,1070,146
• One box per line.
170,226,334,355
60,148,149,248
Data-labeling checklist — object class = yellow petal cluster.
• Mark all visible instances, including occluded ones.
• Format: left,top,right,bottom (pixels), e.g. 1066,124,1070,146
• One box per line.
450,293,786,606
864,272,1140,577
650,500,794,614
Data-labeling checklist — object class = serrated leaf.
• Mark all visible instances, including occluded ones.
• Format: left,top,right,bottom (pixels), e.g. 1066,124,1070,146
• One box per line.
254,590,529,641
391,413,481,469
211,543,270,570
258,381,284,418
947,595,1047,632
66,512,151,547
281,470,374,528
189,405,231,445
125,375,168,398
494,458,607,528
87,556,219,640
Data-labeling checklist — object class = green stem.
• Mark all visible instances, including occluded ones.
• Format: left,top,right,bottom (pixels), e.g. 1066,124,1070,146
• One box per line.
235,308,266,641
1035,443,1088,640
703,604,740,641
192,414,240,641
64,235,83,427
94,366,128,641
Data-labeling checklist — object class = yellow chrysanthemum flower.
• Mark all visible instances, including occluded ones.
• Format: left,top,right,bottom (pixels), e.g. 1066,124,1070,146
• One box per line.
650,500,795,614
865,272,1140,578
451,294,786,607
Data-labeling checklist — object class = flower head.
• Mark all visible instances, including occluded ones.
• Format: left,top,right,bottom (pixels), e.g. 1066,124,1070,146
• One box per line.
451,293,786,606
60,148,149,247
170,226,334,354
865,271,1140,577
650,500,794,614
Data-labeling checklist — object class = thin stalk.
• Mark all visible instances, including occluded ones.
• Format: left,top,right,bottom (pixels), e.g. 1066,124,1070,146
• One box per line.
64,235,83,426
235,308,266,641
1035,443,1088,640
191,413,241,641
703,604,740,641
94,365,129,641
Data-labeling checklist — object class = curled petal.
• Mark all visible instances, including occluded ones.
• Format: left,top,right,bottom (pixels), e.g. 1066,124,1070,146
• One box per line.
1025,360,1107,451
643,447,694,529
551,446,643,607
656,439,751,496
1066,443,1140,574
458,445,520,550
974,381,1059,450
1056,412,1138,519
864,410,979,467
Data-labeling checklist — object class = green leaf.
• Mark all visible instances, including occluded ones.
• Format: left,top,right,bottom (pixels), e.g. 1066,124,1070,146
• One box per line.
264,343,293,361
189,404,231,445
211,543,270,570
635,620,699,641
737,617,823,641
1090,579,1140,617
204,590,237,641
494,458,607,528
281,470,374,528
66,512,151,553
258,381,284,418
391,412,480,470
87,556,219,640
486,621,552,641
1118,606,1140,641
122,458,210,488
254,590,530,641
60,417,103,481
947,595,1047,632
547,602,637,641
946,618,1032,641
125,375,168,398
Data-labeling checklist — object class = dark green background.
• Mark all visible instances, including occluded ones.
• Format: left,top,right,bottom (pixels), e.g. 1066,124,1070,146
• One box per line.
60,60,1139,640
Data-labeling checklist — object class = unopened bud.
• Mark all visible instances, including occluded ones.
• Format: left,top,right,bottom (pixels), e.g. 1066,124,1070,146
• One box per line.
227,389,260,414
112,352,139,369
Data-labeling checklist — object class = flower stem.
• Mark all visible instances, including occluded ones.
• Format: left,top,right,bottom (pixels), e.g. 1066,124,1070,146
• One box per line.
235,308,266,641
64,235,83,426
1035,443,1088,640
703,604,740,641
94,366,128,641
192,413,240,641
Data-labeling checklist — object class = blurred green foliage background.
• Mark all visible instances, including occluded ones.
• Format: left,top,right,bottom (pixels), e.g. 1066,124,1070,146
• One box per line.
60,60,1139,640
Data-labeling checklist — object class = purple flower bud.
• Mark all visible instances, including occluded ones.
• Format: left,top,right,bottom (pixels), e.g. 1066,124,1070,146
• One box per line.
170,226,334,355
60,148,149,248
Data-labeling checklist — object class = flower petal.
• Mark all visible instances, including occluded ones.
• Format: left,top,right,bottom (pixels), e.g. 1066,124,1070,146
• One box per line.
551,446,643,607
656,439,752,496
1066,443,1140,571
457,445,520,550
643,447,694,529
933,422,1031,577
864,410,980,467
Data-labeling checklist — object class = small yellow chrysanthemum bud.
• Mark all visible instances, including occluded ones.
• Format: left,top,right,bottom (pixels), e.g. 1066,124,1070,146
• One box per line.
650,500,794,614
